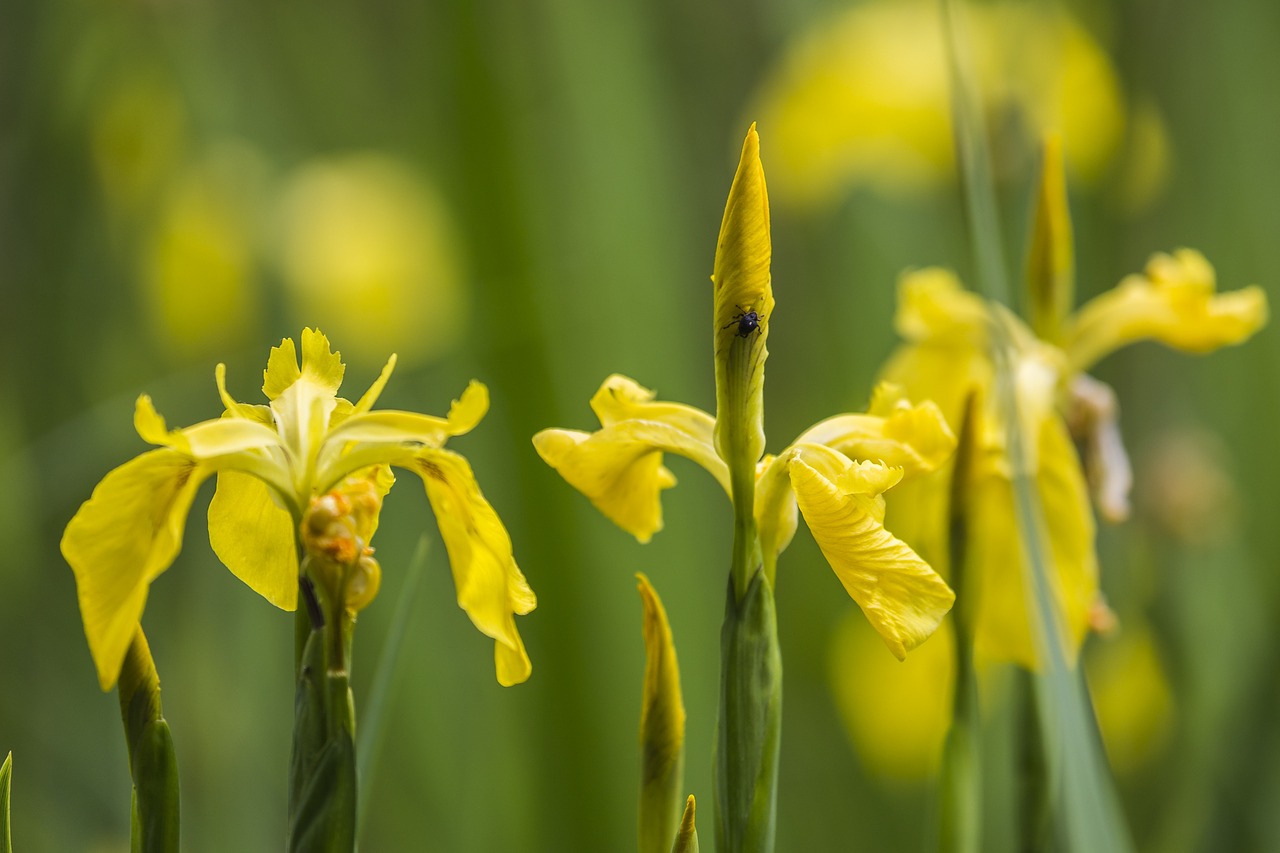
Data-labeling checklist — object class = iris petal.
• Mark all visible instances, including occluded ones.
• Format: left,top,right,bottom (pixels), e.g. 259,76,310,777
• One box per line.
61,449,213,689
788,448,954,659
1064,249,1268,373
208,470,300,610
407,448,534,686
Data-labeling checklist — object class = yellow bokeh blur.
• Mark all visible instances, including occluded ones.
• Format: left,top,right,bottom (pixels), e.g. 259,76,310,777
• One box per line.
275,154,468,366
751,0,1130,207
829,609,955,782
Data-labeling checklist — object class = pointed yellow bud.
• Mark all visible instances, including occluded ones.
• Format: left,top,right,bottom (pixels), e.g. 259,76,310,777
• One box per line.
712,124,774,475
671,795,699,853
637,574,686,853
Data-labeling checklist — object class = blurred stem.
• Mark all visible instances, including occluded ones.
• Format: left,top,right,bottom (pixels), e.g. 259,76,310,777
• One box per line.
1013,668,1050,852
939,395,981,853
357,536,429,834
940,0,1010,307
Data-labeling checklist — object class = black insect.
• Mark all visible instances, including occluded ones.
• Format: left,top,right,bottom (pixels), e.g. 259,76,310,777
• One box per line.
723,305,764,338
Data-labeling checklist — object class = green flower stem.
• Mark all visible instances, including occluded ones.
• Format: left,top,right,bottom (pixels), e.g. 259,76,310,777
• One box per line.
117,629,180,853
288,559,358,853
714,569,782,853
939,396,980,853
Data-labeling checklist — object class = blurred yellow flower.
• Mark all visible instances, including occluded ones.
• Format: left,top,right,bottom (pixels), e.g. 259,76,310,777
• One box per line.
1086,623,1175,774
277,155,467,366
62,329,534,690
141,142,267,358
751,0,1128,207
880,250,1265,667
829,611,954,781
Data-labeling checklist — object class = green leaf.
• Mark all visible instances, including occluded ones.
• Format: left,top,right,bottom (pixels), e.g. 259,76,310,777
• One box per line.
713,569,782,853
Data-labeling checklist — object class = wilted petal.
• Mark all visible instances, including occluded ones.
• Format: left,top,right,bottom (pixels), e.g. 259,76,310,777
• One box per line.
61,449,212,689
1064,249,1268,373
788,446,954,658
407,448,534,686
208,470,300,610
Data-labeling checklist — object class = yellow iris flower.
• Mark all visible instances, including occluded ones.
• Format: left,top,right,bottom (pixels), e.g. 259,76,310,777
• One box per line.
535,376,957,659
536,127,955,659
62,328,535,690
880,182,1267,666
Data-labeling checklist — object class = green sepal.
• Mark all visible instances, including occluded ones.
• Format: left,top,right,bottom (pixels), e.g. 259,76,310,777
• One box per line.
671,795,699,853
288,628,357,853
713,568,782,853
1,752,12,853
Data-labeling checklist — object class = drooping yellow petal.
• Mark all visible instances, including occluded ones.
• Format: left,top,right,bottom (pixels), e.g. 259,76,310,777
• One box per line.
207,470,300,610
533,427,678,544
788,446,954,658
1064,249,1269,373
969,416,1096,667
61,449,213,690
408,448,535,686
533,377,727,543
712,125,774,473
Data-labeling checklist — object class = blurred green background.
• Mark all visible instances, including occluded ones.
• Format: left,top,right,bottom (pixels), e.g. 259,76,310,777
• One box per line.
2,0,1278,849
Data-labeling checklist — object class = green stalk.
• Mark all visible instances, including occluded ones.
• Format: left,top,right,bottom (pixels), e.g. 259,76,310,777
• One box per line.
288,559,357,853
117,629,180,853
356,536,429,833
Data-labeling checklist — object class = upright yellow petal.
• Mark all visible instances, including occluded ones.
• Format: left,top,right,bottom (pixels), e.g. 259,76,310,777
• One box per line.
1064,249,1268,373
61,449,212,689
207,470,300,610
407,448,535,686
712,125,774,473
787,446,954,658
1026,134,1075,344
